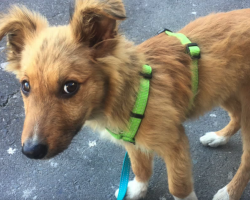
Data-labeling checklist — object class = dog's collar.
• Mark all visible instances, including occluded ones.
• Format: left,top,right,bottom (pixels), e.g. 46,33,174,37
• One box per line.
106,64,152,144
164,30,200,109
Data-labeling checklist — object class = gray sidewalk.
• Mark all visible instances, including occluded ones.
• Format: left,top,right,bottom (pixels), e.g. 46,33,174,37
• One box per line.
0,0,250,199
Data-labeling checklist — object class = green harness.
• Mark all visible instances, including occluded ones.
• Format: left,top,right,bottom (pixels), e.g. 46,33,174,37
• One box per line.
107,30,200,143
165,30,200,107
107,64,152,144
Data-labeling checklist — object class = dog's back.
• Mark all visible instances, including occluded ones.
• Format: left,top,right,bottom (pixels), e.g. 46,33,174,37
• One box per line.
138,9,250,120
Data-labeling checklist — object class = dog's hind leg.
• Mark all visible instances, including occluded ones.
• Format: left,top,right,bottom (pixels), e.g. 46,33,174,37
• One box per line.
162,125,198,200
115,145,153,200
200,98,241,147
213,86,250,200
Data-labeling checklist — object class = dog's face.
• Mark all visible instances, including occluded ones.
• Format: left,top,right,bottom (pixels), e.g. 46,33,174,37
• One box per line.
0,0,126,159
19,28,106,158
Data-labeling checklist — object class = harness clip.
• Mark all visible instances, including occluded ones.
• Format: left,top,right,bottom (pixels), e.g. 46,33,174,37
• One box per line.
140,72,152,79
157,28,173,35
186,43,201,59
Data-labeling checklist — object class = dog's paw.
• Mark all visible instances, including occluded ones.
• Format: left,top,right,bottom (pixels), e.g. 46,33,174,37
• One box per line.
213,186,230,200
174,191,198,200
115,178,148,200
200,132,229,147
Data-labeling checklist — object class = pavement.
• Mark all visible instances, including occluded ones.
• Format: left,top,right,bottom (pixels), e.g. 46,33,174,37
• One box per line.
0,0,250,200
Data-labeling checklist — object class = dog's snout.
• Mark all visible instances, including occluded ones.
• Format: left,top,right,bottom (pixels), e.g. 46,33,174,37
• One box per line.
22,141,48,159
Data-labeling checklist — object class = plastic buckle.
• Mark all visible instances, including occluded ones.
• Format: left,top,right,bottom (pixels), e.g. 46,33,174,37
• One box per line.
186,43,201,59
157,28,173,35
130,112,144,119
140,71,152,79
122,136,136,145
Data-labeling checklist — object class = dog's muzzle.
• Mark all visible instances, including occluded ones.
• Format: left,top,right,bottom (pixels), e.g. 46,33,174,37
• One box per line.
22,140,48,159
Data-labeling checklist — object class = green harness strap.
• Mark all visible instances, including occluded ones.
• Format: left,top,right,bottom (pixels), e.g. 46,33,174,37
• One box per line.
107,31,200,143
106,64,152,144
165,30,200,108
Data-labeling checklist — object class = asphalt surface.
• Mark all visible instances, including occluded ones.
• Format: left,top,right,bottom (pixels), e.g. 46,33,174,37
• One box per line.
0,0,250,200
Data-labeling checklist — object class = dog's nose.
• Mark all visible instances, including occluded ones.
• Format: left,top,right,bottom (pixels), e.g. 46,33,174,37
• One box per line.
22,141,48,159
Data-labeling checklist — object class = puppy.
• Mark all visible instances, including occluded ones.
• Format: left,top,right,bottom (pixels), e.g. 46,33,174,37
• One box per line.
1,0,250,199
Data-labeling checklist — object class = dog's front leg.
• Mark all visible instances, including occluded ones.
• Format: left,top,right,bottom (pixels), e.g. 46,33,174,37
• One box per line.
161,125,198,200
115,145,153,200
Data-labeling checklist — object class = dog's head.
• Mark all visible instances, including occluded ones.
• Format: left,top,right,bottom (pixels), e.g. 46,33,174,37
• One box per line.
0,0,126,159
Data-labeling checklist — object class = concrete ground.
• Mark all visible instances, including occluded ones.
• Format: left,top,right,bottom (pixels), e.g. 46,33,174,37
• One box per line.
0,0,250,199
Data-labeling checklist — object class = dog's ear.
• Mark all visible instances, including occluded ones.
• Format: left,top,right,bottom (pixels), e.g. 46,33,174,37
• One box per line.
0,6,48,74
69,0,126,57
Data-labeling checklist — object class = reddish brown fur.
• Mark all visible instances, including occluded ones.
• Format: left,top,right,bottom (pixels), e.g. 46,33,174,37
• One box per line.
1,0,250,199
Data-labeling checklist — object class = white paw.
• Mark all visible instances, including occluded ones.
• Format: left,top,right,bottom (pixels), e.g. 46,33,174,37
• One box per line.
115,178,148,200
174,191,198,200
213,186,230,200
200,132,229,147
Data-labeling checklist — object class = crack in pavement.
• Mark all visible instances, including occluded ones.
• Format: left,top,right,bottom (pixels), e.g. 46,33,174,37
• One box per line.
0,90,20,108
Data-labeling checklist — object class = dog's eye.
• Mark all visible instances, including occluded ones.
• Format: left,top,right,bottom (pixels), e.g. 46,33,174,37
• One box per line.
21,80,30,94
63,81,79,95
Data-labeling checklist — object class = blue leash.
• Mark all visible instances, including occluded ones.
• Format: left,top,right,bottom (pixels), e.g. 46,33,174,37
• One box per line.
117,152,131,200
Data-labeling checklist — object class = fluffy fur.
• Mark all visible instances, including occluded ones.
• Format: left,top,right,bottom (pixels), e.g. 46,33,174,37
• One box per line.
200,132,230,147
1,0,250,199
174,191,198,200
115,178,148,200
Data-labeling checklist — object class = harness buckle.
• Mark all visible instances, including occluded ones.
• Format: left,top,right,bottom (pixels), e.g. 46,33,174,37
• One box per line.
186,43,201,59
140,72,152,79
157,28,173,35
141,64,153,79
130,112,144,119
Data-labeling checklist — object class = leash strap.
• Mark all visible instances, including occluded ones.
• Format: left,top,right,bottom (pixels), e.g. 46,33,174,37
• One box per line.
117,152,131,200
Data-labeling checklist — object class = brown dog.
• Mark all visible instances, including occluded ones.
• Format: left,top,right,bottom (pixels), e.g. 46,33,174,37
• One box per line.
1,0,250,199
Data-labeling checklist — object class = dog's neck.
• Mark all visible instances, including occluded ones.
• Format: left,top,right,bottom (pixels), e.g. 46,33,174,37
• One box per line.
87,36,144,132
